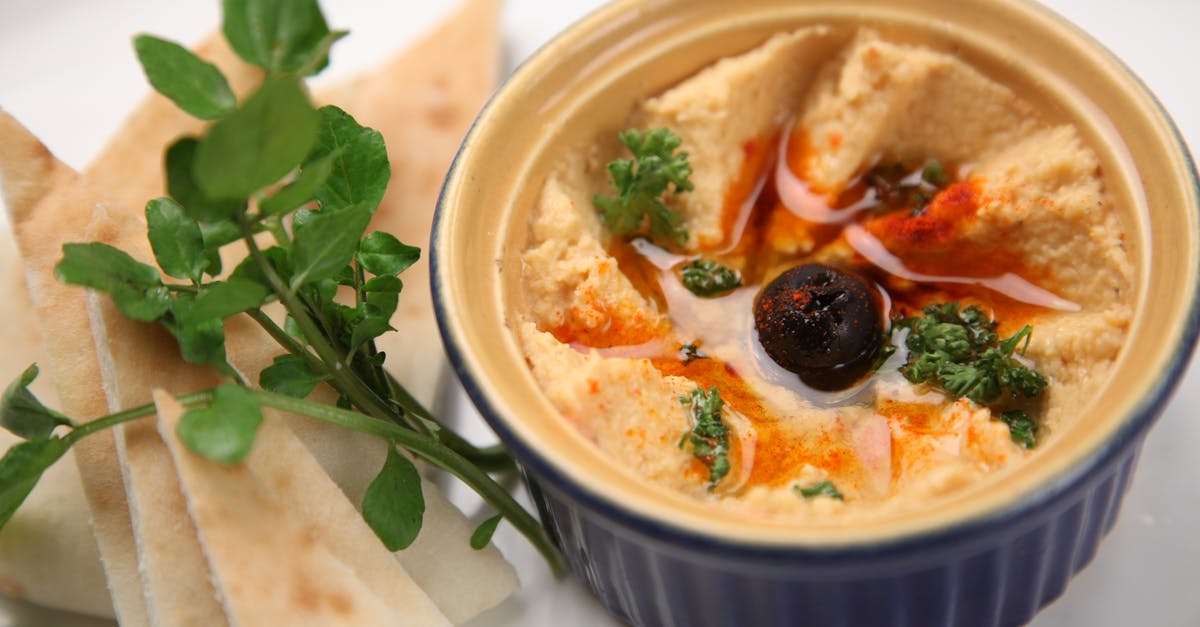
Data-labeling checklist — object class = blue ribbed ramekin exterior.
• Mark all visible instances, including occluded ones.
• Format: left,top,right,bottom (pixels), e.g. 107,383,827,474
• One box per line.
517,437,1141,627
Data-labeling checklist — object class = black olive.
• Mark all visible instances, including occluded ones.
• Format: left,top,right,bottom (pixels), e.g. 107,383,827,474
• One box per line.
754,264,883,391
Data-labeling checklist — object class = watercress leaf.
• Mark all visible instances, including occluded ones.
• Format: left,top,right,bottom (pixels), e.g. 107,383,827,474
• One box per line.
290,203,372,289
166,298,230,369
291,29,349,77
357,232,420,277
222,0,337,75
56,243,171,322
365,288,399,321
133,35,236,120
259,354,328,398
146,197,207,282
166,138,246,222
57,243,160,290
258,151,336,217
230,246,292,289
177,383,262,465
178,280,270,327
308,106,389,213
0,365,74,440
362,446,424,551
349,317,393,354
196,219,242,277
363,275,403,293
470,514,503,550
194,76,319,200
0,438,70,531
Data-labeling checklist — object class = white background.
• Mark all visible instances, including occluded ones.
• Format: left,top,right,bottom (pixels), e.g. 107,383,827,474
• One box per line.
0,1,1197,625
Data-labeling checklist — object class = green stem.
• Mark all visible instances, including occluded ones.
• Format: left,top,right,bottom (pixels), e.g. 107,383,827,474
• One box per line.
237,217,402,429
384,372,515,472
65,390,213,444
249,388,567,577
245,308,326,373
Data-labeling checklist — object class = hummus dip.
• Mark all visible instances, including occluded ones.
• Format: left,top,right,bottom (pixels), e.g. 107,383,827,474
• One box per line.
514,28,1133,522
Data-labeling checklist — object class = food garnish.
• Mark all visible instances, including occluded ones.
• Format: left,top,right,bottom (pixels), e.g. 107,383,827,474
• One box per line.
795,481,844,501
999,409,1038,449
864,159,951,216
895,302,1047,445
754,264,884,391
679,386,731,487
0,0,566,576
593,127,693,246
680,258,742,297
896,302,1047,403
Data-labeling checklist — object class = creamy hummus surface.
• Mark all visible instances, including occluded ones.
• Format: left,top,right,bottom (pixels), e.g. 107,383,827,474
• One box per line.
514,28,1134,521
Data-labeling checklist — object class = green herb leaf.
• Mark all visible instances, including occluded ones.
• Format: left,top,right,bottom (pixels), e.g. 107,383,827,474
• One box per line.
56,243,171,322
0,438,70,531
357,232,419,277
307,106,390,213
168,315,230,371
258,152,335,217
999,409,1038,449
146,197,208,282
897,302,1048,409
795,481,844,501
362,446,424,551
679,386,730,487
177,279,270,327
680,259,742,297
593,128,692,246
177,384,263,465
166,138,247,222
362,276,402,321
133,34,236,120
470,514,503,550
348,317,393,354
230,246,293,289
290,203,372,288
259,354,328,398
222,0,339,75
0,365,74,440
194,76,319,200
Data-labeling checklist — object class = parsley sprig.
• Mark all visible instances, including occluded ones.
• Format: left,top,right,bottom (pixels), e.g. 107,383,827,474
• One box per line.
895,302,1047,447
0,0,565,575
679,386,731,487
593,128,693,246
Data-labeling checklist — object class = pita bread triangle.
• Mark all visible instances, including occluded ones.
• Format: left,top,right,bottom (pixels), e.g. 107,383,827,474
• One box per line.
223,405,450,625
153,391,404,627
0,110,151,627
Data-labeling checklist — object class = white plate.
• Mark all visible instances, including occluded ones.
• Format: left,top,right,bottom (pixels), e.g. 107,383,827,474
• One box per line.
0,1,1196,626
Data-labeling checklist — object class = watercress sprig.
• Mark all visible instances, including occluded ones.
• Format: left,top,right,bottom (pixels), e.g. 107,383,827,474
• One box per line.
0,0,565,576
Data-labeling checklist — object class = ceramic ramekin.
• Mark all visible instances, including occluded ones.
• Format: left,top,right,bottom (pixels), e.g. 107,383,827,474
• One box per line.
432,1,1200,625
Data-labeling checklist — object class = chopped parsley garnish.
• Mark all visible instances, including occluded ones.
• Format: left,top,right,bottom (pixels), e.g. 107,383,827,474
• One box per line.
679,342,707,365
795,481,843,501
679,386,730,487
593,128,692,246
896,302,1047,444
680,259,742,297
999,409,1038,449
865,159,950,216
